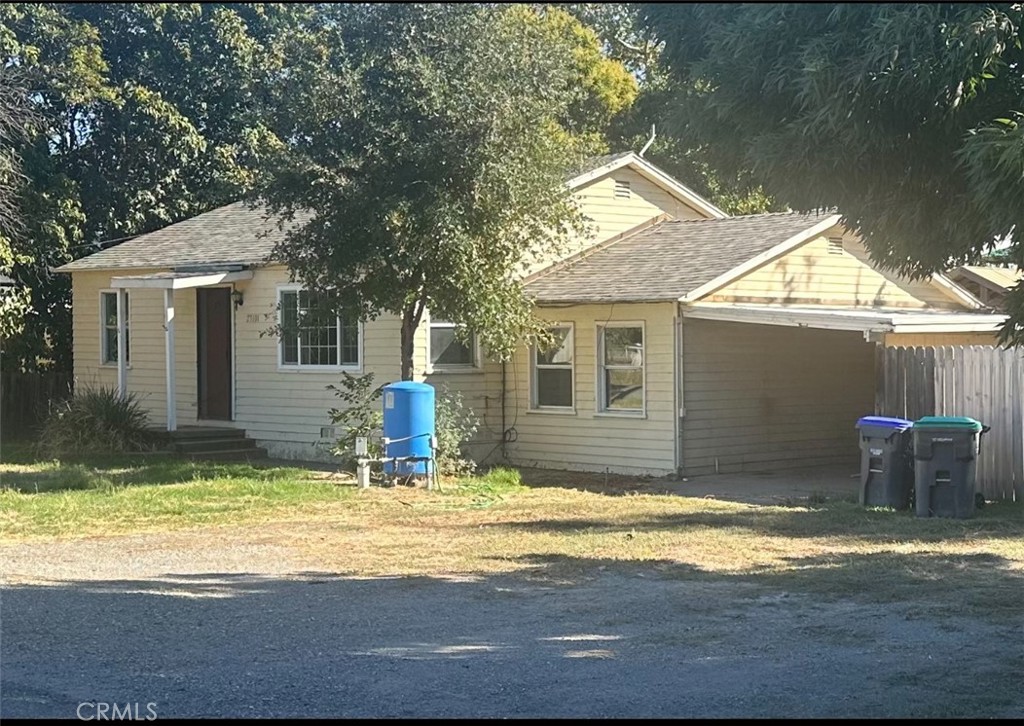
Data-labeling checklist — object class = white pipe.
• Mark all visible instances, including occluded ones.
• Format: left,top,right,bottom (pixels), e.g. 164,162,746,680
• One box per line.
639,124,656,157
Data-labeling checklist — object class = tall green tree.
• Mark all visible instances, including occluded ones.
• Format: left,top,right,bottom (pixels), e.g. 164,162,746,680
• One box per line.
256,3,614,380
644,3,1024,342
561,2,779,215
0,2,305,370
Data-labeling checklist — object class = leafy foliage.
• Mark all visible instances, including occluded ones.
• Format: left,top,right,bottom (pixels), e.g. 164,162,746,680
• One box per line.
325,375,480,478
0,2,308,370
433,384,480,477
643,3,1024,342
37,385,156,456
255,4,613,379
326,372,385,469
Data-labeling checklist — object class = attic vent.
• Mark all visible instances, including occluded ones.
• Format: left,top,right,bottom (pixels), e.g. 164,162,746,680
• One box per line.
827,237,844,255
614,180,631,199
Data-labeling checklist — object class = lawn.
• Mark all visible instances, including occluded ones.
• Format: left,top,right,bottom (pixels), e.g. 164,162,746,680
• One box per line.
2,441,1022,621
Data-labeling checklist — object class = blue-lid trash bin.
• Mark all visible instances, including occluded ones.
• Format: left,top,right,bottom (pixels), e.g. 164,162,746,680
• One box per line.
912,416,987,519
855,416,915,509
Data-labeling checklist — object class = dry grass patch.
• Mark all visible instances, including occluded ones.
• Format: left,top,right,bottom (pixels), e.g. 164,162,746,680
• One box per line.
2,445,1021,620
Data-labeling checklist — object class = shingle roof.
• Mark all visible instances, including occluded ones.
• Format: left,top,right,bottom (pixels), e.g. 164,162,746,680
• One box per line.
525,211,835,304
570,151,634,180
58,153,633,273
56,202,307,272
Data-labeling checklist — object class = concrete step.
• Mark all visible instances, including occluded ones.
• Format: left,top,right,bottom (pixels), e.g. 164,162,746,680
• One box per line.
182,447,269,462
166,427,246,441
173,437,259,454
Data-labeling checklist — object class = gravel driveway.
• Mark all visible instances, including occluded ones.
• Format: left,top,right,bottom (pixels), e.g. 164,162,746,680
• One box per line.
2,530,1022,718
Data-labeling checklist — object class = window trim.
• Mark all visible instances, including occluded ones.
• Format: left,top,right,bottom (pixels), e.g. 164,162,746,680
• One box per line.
530,322,575,412
99,289,131,368
595,320,646,417
426,316,481,374
276,284,363,372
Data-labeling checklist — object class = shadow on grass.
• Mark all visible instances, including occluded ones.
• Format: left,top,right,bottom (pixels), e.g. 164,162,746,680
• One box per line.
485,499,1024,543
0,455,325,494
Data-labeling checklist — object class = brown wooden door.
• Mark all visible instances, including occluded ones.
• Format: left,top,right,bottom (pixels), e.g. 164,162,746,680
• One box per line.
197,288,232,420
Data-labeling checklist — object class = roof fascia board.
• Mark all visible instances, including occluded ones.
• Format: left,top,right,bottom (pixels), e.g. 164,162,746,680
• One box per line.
930,272,986,309
110,270,254,290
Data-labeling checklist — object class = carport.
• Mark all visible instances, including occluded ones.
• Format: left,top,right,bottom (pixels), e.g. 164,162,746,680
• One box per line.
676,303,1007,476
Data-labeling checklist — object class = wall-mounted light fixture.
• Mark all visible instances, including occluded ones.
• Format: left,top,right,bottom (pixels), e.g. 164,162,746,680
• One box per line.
232,289,244,308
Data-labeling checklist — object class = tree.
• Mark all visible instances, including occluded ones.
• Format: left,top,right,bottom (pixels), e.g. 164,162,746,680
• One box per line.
255,4,615,380
0,2,306,370
0,66,39,342
559,2,779,215
643,3,1024,342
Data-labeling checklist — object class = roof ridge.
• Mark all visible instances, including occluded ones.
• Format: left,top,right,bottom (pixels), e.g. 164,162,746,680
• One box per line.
672,210,835,225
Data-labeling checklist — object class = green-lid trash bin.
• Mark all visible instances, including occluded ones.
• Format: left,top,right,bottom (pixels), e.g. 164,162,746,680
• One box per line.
912,416,988,519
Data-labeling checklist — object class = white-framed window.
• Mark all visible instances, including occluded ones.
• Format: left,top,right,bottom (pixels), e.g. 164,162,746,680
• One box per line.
597,322,645,414
277,286,360,370
428,318,479,370
100,290,129,365
532,324,574,409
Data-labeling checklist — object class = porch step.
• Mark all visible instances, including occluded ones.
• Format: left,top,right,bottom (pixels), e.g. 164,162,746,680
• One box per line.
159,425,265,462
182,447,269,462
165,426,247,441
173,437,259,454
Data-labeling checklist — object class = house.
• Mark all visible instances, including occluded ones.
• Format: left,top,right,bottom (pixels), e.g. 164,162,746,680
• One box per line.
56,152,1007,475
948,265,1022,310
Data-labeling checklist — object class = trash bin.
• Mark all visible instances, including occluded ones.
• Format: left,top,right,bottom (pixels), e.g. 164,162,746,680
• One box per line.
912,416,986,519
855,416,915,509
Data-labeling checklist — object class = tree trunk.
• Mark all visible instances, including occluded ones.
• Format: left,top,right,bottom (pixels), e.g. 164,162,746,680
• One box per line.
399,296,428,381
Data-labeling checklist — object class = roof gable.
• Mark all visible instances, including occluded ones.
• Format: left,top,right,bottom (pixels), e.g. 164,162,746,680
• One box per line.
525,212,835,304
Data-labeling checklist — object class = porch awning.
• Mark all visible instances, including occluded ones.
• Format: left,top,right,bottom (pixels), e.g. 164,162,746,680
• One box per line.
110,268,253,289
682,303,1008,335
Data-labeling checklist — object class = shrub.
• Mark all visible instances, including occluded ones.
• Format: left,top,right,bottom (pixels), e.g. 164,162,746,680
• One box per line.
37,386,156,457
326,372,385,469
433,384,479,477
326,375,479,477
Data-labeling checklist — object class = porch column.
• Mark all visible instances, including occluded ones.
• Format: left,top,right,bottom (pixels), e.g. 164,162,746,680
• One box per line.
116,287,128,397
164,288,177,432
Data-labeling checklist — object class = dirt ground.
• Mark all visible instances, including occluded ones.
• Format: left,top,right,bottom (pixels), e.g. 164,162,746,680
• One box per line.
2,519,1021,719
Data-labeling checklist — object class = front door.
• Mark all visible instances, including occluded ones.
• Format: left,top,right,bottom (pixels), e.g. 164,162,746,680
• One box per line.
197,288,232,420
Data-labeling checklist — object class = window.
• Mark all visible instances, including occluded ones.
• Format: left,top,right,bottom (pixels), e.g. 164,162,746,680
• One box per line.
598,324,644,413
614,179,631,199
278,287,360,369
100,291,129,365
532,325,574,409
429,318,477,369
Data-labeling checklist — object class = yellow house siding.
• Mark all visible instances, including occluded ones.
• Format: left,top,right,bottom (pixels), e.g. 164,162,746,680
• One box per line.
883,332,1002,347
681,319,875,474
233,265,410,460
522,168,711,277
71,269,199,427
707,234,964,309
499,302,678,476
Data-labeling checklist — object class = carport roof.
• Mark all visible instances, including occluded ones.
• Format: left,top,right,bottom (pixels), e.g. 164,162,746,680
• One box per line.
525,211,840,304
682,303,1008,335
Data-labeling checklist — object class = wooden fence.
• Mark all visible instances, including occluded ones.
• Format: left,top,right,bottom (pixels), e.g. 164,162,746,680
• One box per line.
877,345,1024,501
0,370,73,435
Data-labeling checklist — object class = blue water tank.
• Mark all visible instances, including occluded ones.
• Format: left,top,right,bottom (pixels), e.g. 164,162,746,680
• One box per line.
382,381,435,475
